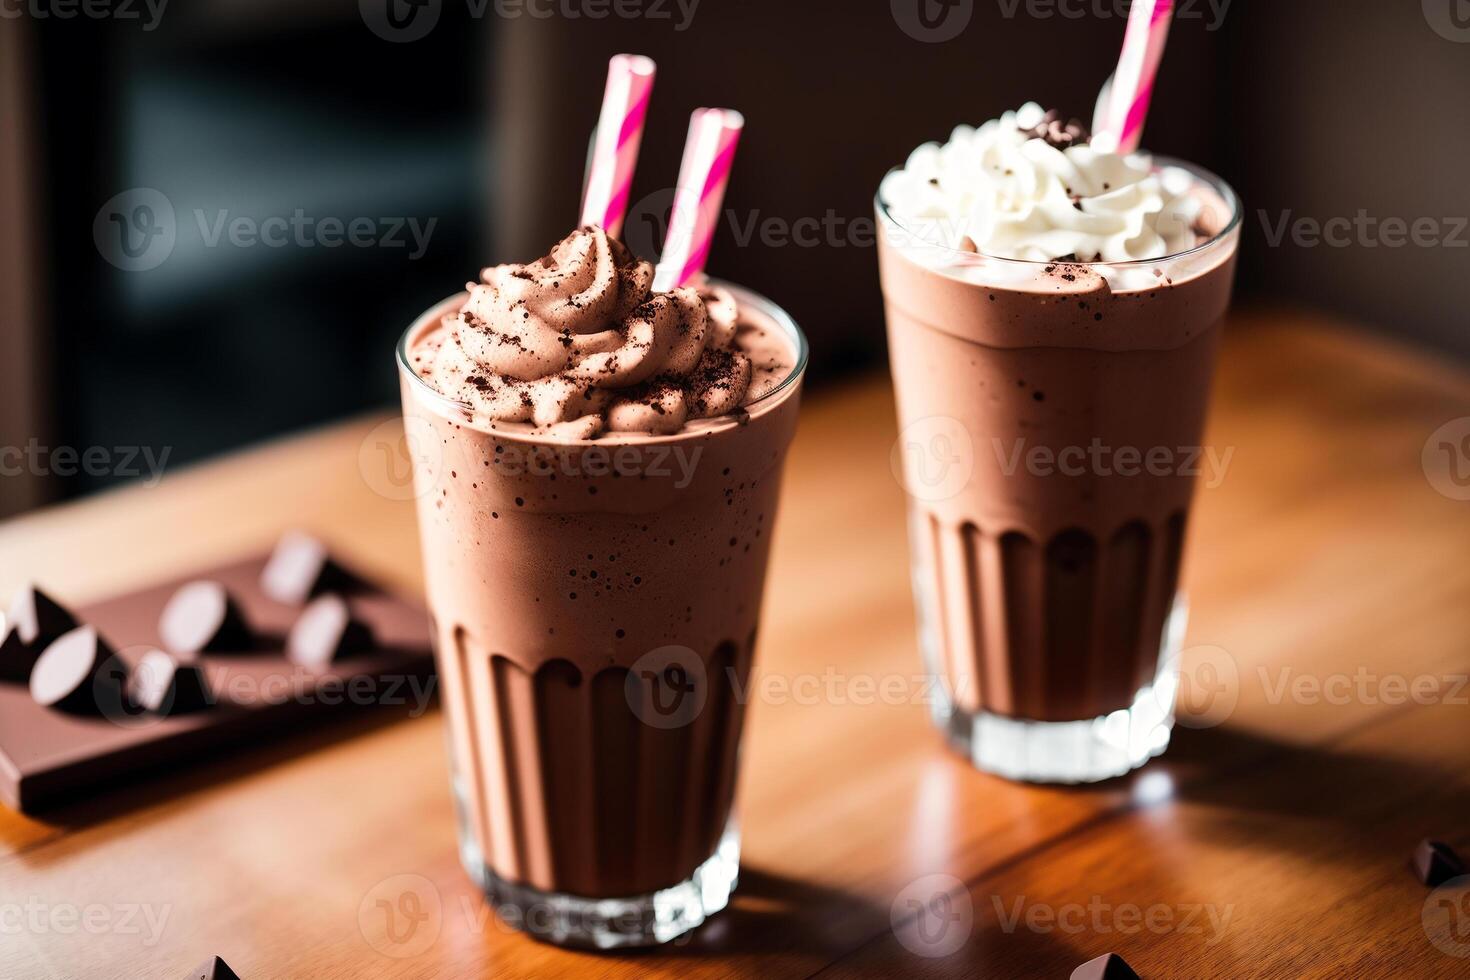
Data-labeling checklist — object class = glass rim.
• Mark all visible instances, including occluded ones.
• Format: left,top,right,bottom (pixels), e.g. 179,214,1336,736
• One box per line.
874,154,1242,270
395,277,810,445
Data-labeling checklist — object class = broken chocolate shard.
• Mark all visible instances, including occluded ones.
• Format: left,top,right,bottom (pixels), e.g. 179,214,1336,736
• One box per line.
159,581,252,656
0,631,39,684
1,585,78,683
1071,953,1141,980
1413,839,1467,887
1019,108,1091,150
5,584,76,646
29,626,126,715
261,531,358,605
189,956,242,980
129,649,213,715
286,595,371,669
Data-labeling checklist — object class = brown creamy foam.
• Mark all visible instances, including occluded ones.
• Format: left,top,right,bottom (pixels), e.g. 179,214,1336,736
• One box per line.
411,226,791,439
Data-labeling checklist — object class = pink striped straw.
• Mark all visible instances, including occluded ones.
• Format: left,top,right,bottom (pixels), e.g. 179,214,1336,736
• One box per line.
1092,0,1174,154
579,54,657,238
653,107,744,292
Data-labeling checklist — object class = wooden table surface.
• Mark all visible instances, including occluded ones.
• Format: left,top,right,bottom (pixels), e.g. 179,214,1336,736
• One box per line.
2,307,1469,979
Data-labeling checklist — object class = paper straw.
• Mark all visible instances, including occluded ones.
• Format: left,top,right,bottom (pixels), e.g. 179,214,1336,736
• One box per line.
653,108,744,291
579,54,657,238
1092,0,1174,154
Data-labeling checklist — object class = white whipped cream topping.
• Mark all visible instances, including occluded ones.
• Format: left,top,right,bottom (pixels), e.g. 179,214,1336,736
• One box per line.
880,103,1204,263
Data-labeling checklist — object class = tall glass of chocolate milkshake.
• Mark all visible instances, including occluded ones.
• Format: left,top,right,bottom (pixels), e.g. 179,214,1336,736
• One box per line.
397,227,806,947
877,104,1240,783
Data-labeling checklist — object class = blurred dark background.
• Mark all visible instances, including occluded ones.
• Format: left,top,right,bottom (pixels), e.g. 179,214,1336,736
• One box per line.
2,0,1467,517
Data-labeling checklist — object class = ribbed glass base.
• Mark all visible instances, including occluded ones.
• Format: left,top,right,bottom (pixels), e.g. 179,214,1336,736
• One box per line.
924,601,1186,784
455,817,739,950
938,672,1177,783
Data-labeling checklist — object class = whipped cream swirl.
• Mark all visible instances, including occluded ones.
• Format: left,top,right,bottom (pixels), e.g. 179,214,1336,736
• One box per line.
880,103,1204,263
413,226,751,438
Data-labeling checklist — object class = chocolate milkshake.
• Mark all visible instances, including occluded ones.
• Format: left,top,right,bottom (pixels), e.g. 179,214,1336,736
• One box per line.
398,226,805,947
877,104,1240,783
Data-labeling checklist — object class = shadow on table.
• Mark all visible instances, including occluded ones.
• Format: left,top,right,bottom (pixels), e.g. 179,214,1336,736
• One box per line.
583,864,1088,975
1162,721,1470,852
569,866,886,963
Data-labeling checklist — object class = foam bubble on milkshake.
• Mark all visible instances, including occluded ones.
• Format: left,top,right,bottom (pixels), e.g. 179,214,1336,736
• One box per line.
880,103,1205,265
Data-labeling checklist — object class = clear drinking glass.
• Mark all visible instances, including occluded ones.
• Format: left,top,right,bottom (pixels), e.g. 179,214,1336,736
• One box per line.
877,160,1241,782
396,282,807,947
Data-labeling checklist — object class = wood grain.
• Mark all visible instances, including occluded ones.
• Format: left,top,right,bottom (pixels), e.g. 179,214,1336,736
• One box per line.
1,307,1467,978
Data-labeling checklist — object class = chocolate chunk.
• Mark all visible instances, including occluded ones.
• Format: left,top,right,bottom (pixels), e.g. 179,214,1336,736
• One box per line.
29,626,126,715
159,581,252,655
261,532,357,605
286,595,371,668
1071,953,1140,980
1413,839,1467,887
0,585,77,683
1019,109,1091,150
0,634,41,685
128,649,212,715
189,956,242,980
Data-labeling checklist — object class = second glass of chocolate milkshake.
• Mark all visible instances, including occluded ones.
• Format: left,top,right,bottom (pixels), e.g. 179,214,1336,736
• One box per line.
878,104,1240,783
398,227,805,947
